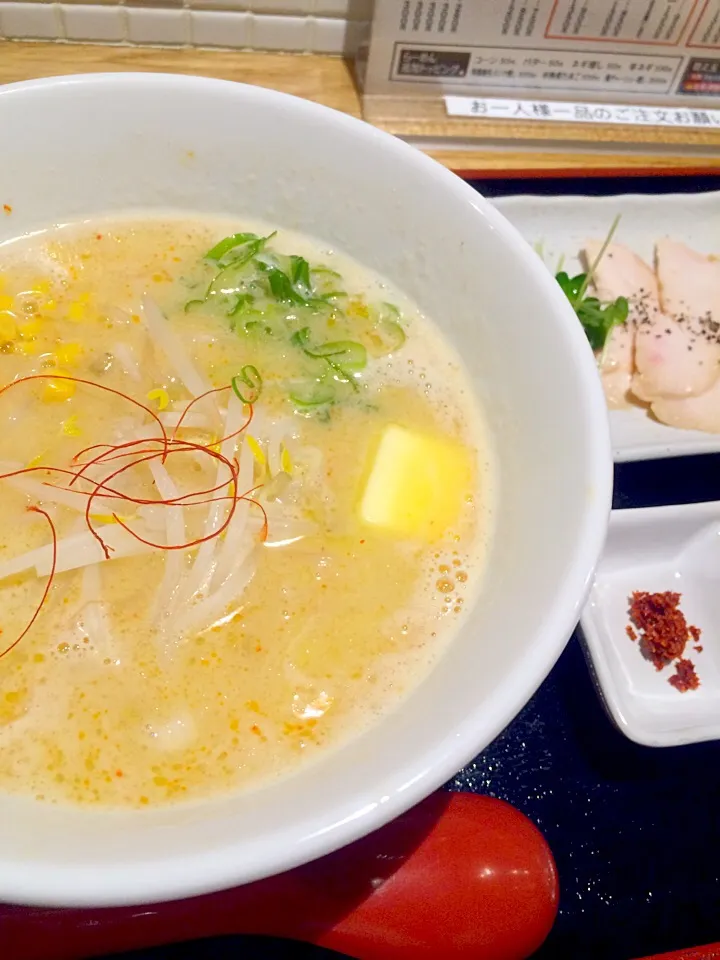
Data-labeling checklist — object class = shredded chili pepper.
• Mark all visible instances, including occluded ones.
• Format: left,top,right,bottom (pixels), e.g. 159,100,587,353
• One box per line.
0,506,57,660
627,590,701,692
0,374,262,660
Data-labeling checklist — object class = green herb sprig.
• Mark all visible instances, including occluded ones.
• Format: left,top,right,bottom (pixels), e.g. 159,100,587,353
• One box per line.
555,214,629,352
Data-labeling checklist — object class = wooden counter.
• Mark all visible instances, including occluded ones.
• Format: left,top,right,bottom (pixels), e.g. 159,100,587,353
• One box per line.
3,40,720,178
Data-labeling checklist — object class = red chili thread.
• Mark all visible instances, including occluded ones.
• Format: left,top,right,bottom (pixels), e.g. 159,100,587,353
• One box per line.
0,377,262,658
0,506,57,660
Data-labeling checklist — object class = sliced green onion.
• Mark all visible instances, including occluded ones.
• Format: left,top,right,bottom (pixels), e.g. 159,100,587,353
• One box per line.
216,236,273,276
187,232,277,311
229,293,254,317
206,232,261,262
244,318,273,335
312,266,342,278
185,258,254,312
365,303,405,357
289,379,336,408
292,328,367,369
367,319,406,357
291,328,366,391
265,267,307,305
379,302,401,320
318,340,367,373
231,364,263,405
382,320,405,351
206,231,277,264
290,256,312,297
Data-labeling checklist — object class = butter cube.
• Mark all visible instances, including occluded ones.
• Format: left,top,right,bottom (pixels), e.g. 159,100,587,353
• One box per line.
359,424,472,541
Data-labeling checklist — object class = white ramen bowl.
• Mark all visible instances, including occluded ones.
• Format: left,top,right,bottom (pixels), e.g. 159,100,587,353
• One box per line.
0,73,611,906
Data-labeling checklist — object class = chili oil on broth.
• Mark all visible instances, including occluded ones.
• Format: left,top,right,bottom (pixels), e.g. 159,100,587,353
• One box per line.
0,216,493,808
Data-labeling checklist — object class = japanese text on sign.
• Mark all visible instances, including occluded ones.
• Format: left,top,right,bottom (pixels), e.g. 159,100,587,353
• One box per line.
392,43,682,94
444,95,720,128
546,0,698,45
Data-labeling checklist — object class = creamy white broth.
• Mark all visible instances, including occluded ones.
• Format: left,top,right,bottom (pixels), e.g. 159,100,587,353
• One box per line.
0,216,493,807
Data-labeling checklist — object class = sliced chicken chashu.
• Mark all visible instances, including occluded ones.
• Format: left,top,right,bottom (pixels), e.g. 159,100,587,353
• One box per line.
652,377,720,434
600,324,635,409
657,238,720,321
632,239,720,401
583,241,647,409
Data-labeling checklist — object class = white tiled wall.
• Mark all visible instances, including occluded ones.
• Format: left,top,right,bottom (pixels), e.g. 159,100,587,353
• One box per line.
0,0,371,53
188,8,250,47
62,5,127,42
126,5,190,43
252,0,316,14
251,11,310,49
1,2,63,39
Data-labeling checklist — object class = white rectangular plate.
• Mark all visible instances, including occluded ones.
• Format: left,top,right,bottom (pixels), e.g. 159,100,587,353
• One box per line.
492,191,720,463
580,501,720,747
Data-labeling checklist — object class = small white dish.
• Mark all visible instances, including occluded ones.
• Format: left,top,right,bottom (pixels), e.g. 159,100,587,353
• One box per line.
493,191,720,463
581,500,720,747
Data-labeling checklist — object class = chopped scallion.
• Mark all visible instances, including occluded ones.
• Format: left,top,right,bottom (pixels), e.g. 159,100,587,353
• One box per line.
291,327,366,389
231,364,263,405
289,378,336,408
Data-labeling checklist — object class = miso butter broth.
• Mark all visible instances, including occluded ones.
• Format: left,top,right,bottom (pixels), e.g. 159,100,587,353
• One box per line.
0,217,493,807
